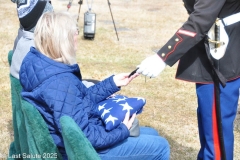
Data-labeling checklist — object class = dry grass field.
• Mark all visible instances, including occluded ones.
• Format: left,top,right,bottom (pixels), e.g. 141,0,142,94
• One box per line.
0,0,240,159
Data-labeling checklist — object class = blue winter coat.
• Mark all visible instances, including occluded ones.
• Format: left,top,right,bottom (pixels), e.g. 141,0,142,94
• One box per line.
19,47,130,157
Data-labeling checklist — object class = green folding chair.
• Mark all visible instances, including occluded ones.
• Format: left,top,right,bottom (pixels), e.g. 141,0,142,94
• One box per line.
60,116,100,160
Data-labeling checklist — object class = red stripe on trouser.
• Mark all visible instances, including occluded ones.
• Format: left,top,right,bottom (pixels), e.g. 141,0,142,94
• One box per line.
212,90,221,160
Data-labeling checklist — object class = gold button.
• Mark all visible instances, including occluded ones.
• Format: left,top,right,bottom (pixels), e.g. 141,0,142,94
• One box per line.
161,53,165,57
168,45,172,49
175,38,179,41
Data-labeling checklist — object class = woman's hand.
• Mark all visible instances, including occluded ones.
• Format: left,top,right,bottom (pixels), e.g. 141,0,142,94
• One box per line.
113,73,139,87
122,111,137,130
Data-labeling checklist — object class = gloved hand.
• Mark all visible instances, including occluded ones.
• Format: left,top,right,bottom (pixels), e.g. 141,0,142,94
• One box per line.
136,54,166,78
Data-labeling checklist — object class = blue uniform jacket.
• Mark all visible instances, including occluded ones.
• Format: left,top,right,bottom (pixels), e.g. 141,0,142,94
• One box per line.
19,47,130,157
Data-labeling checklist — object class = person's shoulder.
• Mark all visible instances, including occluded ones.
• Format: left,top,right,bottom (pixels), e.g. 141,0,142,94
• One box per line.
50,72,82,87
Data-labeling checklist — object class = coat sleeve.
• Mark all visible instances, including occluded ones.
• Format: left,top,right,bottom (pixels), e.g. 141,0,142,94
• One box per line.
74,75,130,150
40,74,129,150
80,75,121,110
83,120,130,150
158,0,226,66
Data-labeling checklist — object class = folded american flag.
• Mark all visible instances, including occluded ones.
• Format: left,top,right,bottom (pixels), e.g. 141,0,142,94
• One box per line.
97,95,146,131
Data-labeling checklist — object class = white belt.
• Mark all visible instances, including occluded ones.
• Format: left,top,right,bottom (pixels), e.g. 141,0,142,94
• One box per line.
222,12,240,26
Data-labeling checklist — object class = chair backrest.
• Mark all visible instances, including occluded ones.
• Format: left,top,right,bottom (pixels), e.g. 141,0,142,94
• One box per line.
9,74,63,160
20,99,63,160
10,75,29,157
8,50,13,66
60,116,101,160
8,50,62,160
9,50,27,157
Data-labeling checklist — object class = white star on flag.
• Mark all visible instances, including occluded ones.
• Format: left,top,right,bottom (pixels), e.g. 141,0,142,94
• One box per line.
137,97,145,102
113,97,127,103
105,115,118,125
119,102,133,112
101,107,112,118
98,103,106,111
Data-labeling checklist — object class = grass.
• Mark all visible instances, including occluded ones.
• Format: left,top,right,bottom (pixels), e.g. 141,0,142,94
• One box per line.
0,0,240,159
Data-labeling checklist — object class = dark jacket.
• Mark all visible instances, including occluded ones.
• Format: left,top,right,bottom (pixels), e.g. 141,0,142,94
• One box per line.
19,47,129,157
158,0,240,83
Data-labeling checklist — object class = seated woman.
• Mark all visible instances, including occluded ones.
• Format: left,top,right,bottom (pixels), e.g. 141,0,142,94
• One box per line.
19,11,170,160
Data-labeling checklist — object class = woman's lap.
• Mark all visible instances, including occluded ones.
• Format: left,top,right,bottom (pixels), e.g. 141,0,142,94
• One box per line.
140,126,159,135
98,127,170,160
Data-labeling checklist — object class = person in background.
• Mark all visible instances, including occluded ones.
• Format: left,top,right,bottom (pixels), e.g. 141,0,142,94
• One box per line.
10,0,95,88
136,0,240,159
19,11,170,160
10,0,53,79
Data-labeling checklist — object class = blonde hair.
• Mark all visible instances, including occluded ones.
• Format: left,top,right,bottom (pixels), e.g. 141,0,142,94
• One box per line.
34,11,78,65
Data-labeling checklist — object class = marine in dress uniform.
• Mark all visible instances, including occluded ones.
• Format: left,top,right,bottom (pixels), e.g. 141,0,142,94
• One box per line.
137,0,240,159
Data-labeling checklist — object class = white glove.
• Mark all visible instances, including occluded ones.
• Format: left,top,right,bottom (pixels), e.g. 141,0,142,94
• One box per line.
136,54,166,78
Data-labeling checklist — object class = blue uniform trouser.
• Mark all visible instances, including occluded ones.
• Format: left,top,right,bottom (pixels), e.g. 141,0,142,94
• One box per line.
196,78,240,160
98,127,170,160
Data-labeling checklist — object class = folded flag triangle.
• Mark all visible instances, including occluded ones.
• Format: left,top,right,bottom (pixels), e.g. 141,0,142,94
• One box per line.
97,95,146,131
